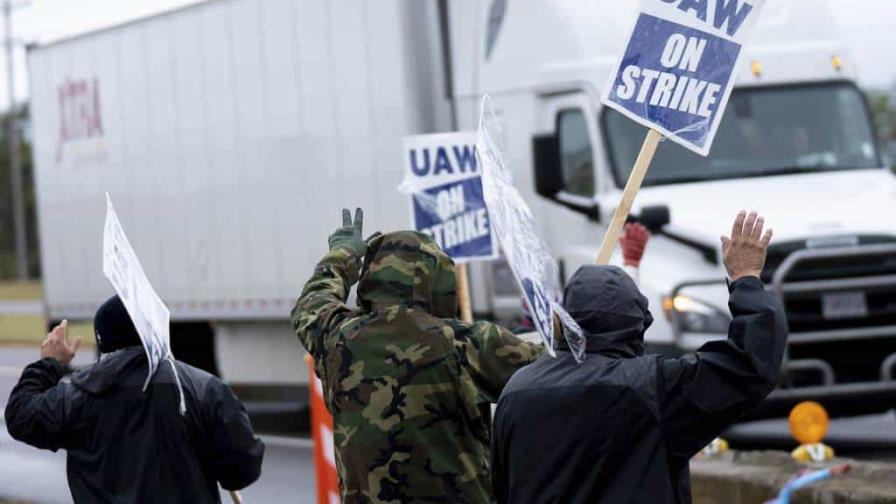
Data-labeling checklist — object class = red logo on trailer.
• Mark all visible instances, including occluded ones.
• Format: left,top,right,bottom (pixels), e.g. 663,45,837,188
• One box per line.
56,77,104,161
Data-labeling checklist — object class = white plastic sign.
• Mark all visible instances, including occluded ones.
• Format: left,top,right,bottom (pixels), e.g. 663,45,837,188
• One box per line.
402,132,498,263
476,96,585,359
102,194,173,394
602,0,765,156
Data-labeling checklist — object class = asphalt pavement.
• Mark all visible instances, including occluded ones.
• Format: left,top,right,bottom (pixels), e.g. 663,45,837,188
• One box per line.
0,346,315,503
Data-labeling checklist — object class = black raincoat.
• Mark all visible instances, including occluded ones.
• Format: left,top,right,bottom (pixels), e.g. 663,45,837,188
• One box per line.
492,266,787,504
5,346,264,503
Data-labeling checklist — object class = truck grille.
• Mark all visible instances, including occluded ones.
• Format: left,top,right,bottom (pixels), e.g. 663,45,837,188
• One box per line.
785,288,896,332
762,236,896,283
788,337,896,385
767,239,896,384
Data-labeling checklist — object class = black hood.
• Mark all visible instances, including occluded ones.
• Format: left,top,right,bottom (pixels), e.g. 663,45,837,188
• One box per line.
357,231,457,318
562,265,653,357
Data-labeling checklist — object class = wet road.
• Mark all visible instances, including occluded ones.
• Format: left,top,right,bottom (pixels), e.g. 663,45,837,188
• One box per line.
0,346,315,503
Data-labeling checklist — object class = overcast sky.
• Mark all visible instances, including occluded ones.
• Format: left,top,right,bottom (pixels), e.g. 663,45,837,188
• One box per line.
2,0,895,108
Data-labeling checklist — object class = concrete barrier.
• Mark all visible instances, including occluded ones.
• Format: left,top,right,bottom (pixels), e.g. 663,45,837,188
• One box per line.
691,451,896,503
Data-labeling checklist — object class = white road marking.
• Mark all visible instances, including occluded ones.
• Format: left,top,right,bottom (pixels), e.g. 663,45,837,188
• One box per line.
259,434,314,450
0,301,43,314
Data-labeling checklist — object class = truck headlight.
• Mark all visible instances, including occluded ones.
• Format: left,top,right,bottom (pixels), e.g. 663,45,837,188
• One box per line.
664,295,731,334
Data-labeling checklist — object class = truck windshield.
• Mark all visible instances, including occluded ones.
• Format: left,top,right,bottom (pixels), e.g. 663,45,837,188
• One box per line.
602,82,881,187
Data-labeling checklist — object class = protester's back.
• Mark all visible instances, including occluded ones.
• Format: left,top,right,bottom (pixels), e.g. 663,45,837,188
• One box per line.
492,212,787,504
6,297,264,504
293,227,542,503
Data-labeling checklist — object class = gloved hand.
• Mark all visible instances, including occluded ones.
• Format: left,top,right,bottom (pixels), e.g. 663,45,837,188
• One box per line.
329,208,368,256
619,222,650,267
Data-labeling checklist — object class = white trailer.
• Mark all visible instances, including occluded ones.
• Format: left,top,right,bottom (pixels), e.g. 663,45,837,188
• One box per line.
29,0,896,420
28,0,456,415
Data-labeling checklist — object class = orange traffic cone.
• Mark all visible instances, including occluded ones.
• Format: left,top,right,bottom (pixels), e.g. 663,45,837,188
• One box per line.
305,354,341,504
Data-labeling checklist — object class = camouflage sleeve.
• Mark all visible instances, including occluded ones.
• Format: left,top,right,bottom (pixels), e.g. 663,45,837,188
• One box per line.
290,248,361,359
461,321,545,402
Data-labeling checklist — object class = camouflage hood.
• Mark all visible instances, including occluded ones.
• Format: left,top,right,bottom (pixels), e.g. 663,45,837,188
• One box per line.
357,231,458,317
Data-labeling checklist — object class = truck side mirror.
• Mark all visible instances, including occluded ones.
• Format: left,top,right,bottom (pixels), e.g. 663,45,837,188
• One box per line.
532,134,563,198
532,134,601,221
638,205,670,233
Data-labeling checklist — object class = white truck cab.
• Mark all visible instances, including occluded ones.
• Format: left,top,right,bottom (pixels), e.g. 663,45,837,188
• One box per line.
449,0,896,417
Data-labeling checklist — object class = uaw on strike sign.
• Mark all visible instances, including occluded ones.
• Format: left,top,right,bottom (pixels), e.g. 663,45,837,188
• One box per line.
402,132,497,262
603,0,765,156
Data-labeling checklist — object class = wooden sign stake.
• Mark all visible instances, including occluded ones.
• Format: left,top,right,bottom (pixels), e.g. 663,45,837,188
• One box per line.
455,263,474,323
596,128,663,264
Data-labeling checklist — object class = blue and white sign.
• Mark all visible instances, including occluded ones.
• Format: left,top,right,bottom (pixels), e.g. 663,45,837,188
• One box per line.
403,132,497,262
521,278,554,348
603,0,765,156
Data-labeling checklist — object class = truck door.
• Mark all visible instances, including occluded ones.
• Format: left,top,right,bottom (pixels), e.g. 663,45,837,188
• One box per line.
533,90,608,283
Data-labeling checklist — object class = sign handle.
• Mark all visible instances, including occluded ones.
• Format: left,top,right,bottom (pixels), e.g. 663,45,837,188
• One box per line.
596,128,663,264
229,490,243,504
455,263,474,323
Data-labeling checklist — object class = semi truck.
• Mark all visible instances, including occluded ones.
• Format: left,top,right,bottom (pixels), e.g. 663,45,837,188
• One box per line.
28,0,895,421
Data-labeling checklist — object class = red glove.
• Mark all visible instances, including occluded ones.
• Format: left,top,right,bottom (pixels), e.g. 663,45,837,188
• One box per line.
619,222,650,267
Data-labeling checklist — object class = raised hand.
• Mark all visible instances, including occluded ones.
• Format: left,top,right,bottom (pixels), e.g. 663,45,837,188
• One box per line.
40,320,81,366
328,208,368,256
720,210,773,282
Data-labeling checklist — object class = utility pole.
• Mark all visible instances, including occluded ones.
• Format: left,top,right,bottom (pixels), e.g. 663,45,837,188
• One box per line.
4,0,26,280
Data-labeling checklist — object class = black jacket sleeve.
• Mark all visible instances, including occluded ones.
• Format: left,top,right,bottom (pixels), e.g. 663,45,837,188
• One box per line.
5,358,70,451
491,400,510,504
204,380,266,490
659,276,788,459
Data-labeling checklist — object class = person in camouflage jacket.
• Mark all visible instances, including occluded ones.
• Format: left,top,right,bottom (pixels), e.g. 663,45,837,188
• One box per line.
292,209,543,504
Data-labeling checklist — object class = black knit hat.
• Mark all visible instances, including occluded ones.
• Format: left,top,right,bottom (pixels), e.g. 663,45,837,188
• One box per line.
94,296,141,353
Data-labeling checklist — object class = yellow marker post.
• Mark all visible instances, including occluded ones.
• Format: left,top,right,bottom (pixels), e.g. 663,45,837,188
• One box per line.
700,437,729,457
789,401,834,462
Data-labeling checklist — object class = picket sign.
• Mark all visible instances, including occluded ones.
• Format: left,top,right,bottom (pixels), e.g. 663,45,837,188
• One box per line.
102,193,175,396
228,490,243,504
401,131,498,322
305,354,341,504
596,0,765,263
476,96,586,358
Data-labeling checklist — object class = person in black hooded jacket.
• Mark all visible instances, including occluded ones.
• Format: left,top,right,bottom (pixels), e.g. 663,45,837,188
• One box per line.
5,295,264,503
491,211,788,504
